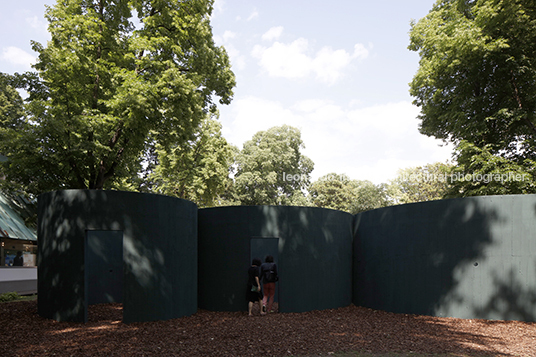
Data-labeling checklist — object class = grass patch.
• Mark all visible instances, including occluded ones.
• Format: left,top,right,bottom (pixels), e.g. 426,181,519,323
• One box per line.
0,292,37,302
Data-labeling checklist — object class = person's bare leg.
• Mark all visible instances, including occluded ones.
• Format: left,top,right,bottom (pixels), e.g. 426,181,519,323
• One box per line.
258,298,264,315
248,301,253,316
261,292,267,313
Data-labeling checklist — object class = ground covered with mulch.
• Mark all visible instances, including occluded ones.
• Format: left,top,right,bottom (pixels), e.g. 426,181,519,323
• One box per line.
2,300,535,356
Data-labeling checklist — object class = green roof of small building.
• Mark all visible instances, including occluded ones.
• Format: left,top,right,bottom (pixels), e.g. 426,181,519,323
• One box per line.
0,192,37,241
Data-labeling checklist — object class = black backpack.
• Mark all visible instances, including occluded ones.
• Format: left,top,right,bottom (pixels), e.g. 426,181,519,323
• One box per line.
264,263,278,282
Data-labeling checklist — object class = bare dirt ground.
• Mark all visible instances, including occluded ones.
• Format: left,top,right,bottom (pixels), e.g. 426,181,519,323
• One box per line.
2,300,535,357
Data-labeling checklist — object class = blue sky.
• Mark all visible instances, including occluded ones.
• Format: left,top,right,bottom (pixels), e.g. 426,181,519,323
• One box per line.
0,0,452,184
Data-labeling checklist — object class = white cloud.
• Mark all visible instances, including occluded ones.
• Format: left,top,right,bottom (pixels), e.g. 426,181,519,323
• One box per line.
301,101,453,183
1,46,35,69
292,99,333,113
251,39,369,85
312,47,355,83
222,30,236,42
252,39,312,79
220,97,453,184
26,16,47,31
352,44,369,60
222,96,305,148
247,9,259,21
262,26,284,41
346,102,419,134
292,99,346,124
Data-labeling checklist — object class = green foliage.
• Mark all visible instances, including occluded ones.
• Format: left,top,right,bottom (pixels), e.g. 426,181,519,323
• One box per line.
409,0,536,161
309,173,389,214
353,181,390,213
309,173,354,212
0,74,25,130
149,116,234,207
446,141,536,197
234,125,314,206
389,162,453,204
0,292,20,302
0,76,38,225
0,0,235,195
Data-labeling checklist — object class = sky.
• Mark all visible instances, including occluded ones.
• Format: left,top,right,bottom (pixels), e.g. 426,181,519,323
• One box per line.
0,0,452,184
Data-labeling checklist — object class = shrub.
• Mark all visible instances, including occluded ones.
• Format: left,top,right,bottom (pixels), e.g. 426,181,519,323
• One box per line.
0,292,20,302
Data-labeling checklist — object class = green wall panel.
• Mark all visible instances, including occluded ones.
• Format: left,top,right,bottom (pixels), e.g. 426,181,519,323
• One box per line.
353,194,536,322
198,206,354,313
38,190,536,323
38,190,198,323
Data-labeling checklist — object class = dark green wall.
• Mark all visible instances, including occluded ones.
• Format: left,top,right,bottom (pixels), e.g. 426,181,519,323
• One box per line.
198,206,354,313
353,194,536,321
38,190,198,323
38,190,536,323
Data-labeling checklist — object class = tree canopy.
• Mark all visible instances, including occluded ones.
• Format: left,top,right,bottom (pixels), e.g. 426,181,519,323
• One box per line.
309,173,389,214
233,125,313,206
409,0,536,161
389,162,453,204
0,74,25,131
148,116,234,207
0,0,235,195
446,141,536,197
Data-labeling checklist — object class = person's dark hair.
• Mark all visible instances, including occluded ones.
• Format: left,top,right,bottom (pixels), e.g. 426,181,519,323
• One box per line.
252,258,262,266
16,251,22,256
265,255,274,263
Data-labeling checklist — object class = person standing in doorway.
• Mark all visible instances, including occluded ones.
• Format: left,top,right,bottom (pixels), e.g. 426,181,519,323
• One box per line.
13,251,23,266
260,255,278,313
247,258,263,316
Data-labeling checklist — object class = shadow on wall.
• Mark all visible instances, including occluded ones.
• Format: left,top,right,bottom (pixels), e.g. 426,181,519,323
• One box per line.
198,205,354,313
39,190,536,323
467,199,536,321
38,190,108,322
473,265,536,321
353,195,536,322
38,190,198,323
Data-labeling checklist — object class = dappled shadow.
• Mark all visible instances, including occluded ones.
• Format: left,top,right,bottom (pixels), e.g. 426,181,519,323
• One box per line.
275,206,354,313
38,190,198,323
354,194,536,323
197,205,354,313
472,264,536,322
3,301,535,357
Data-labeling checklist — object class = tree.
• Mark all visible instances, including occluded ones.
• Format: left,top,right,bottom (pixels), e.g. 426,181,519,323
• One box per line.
234,125,314,205
446,141,536,197
148,116,235,207
0,75,38,226
0,74,25,131
409,0,536,162
0,0,235,196
352,181,390,213
309,173,389,214
309,173,355,212
389,162,453,204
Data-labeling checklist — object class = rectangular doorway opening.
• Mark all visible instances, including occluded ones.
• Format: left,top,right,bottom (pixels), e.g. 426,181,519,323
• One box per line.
85,230,124,323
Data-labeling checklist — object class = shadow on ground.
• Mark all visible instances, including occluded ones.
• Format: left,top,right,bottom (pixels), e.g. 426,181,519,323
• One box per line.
2,301,534,357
